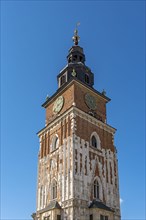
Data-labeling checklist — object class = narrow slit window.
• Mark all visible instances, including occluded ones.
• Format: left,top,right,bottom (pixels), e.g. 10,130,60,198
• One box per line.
85,73,89,84
91,135,97,148
60,75,66,86
52,181,57,199
93,179,99,199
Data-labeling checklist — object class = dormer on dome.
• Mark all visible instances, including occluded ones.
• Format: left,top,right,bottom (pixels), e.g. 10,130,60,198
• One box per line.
57,27,94,89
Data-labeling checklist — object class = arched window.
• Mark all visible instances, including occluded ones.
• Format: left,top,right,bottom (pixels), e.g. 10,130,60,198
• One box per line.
93,179,99,199
79,56,83,62
52,180,57,199
52,135,59,151
54,137,58,149
91,135,97,148
90,132,101,149
73,55,78,61
85,73,89,84
60,74,66,86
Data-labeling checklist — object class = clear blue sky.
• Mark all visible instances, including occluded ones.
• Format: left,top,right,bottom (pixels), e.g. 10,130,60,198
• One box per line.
1,1,145,220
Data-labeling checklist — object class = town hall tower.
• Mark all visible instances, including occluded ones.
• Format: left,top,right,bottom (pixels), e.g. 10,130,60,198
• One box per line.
32,28,121,220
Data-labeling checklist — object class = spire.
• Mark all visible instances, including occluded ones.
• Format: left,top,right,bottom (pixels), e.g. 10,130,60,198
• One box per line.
72,22,80,45
57,24,94,89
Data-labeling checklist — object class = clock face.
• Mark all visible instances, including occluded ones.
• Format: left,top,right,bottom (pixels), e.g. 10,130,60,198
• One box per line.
85,93,97,110
53,96,64,114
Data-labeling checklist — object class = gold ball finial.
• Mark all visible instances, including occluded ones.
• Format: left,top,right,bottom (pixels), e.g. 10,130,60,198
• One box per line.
72,22,80,45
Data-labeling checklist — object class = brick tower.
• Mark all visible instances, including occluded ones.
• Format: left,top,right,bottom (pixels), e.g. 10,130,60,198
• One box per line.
32,28,121,220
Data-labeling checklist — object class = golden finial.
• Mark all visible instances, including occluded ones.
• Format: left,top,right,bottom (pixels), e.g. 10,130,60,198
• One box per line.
72,22,80,45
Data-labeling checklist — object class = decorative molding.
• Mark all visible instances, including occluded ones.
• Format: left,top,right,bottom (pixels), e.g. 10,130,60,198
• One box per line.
38,106,116,137
73,107,116,135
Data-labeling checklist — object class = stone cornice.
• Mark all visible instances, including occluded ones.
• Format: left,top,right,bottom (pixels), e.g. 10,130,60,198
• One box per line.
42,79,110,108
37,106,116,137
73,107,116,134
37,107,73,137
